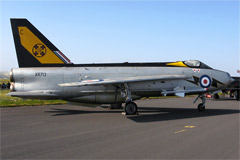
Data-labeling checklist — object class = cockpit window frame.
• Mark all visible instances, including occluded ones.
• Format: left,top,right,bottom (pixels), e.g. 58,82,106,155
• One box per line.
183,60,212,69
199,62,212,69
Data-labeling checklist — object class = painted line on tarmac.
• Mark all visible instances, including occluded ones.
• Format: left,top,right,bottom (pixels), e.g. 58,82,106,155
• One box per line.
184,125,196,128
174,130,186,134
174,126,196,134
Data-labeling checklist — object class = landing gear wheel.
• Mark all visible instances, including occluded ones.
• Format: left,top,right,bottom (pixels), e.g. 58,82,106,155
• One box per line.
235,90,240,101
124,102,138,115
198,103,205,111
213,94,219,99
110,103,122,109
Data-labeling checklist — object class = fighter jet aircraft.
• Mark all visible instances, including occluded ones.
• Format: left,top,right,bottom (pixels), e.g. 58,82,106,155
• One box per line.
8,18,233,115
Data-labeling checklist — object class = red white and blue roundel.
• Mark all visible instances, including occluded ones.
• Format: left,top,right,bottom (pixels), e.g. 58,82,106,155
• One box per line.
200,75,212,88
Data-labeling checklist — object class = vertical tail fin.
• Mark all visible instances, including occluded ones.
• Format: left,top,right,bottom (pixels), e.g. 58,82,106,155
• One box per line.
11,18,72,67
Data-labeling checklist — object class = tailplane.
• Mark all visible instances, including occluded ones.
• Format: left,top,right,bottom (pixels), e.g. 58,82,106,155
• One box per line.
11,18,73,67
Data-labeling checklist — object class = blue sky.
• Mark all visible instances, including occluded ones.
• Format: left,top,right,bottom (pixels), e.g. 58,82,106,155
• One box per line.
1,0,239,76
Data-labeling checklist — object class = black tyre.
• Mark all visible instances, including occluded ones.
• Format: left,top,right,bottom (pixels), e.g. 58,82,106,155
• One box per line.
198,103,205,111
124,102,138,115
213,94,219,99
235,90,240,101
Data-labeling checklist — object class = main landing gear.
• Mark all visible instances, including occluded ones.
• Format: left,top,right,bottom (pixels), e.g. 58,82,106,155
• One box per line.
124,101,138,115
194,94,206,111
122,83,138,115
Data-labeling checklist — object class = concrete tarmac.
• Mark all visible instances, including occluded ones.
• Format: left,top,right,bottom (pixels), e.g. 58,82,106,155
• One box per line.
1,97,239,159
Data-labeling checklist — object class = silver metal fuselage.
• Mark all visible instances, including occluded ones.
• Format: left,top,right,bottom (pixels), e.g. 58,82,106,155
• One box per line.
10,66,232,104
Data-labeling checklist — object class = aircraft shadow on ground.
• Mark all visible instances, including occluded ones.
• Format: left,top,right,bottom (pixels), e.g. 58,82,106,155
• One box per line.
127,107,239,123
45,106,239,123
45,108,122,116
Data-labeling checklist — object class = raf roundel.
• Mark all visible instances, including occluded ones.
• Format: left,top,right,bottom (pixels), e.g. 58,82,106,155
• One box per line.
200,75,212,88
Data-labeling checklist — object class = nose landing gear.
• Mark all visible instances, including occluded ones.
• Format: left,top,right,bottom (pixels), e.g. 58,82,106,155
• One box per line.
194,94,206,111
198,103,205,111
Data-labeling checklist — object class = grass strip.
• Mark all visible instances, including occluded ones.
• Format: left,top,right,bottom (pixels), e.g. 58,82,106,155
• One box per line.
0,90,67,107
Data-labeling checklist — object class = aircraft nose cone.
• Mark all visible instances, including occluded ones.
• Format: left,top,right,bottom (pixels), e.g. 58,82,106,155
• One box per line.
225,72,232,86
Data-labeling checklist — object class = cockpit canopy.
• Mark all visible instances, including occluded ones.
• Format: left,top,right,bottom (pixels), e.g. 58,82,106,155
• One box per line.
183,60,212,69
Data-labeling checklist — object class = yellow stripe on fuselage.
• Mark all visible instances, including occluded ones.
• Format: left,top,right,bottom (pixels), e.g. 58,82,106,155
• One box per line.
18,27,64,64
166,61,188,67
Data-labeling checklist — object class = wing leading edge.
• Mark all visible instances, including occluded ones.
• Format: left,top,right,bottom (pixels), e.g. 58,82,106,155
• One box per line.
58,75,191,87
